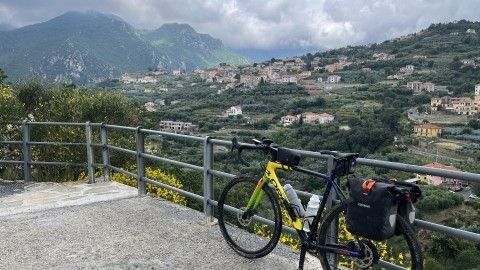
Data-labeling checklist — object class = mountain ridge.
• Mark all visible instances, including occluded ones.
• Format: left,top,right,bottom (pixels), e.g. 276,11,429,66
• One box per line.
0,11,247,83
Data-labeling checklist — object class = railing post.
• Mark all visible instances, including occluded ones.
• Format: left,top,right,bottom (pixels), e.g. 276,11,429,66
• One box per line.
325,156,339,266
136,127,146,195
100,123,110,181
22,120,31,182
203,136,214,222
85,121,95,184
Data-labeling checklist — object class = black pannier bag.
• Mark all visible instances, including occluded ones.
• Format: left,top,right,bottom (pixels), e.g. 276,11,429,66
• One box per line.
393,181,422,226
276,147,300,167
346,178,398,241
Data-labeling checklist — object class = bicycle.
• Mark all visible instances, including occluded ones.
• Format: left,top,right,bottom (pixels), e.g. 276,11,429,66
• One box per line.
217,138,423,270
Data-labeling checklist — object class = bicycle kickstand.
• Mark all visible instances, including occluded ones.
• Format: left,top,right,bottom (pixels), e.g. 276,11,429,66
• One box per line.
297,243,308,270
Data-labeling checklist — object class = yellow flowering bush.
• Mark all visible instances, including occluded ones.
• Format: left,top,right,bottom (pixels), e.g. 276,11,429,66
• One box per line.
111,166,186,206
253,206,301,250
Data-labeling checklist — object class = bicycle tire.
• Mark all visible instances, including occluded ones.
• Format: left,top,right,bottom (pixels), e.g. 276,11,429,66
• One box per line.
317,203,423,270
218,177,282,258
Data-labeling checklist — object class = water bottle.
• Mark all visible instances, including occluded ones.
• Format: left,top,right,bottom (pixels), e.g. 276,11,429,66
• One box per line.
284,184,305,218
303,195,320,232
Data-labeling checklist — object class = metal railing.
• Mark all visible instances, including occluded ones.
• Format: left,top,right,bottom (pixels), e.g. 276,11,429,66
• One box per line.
1,121,479,270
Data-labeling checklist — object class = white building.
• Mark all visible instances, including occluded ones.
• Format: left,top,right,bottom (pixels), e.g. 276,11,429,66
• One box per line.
300,112,335,124
327,75,341,84
280,115,299,126
400,65,415,73
461,59,476,67
225,106,242,116
423,82,435,92
466,29,477,34
144,102,156,112
137,76,157,84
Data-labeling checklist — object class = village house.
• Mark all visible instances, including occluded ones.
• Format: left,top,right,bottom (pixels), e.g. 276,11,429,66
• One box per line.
430,97,446,111
159,121,199,134
407,81,422,92
324,61,351,73
413,124,442,138
297,71,312,79
387,74,405,80
311,57,321,66
431,86,480,115
476,84,480,103
461,59,476,67
451,97,477,115
327,75,341,84
120,74,137,84
240,75,263,88
300,112,335,124
137,76,157,84
466,28,477,34
399,65,415,74
372,52,395,61
423,82,435,92
407,81,435,93
280,115,299,126
272,76,297,84
416,162,466,191
225,106,242,117
200,70,217,79
172,69,182,76
144,102,156,112
205,77,214,83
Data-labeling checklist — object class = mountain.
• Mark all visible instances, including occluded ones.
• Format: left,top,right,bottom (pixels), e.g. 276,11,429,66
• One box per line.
236,47,325,63
0,22,14,31
144,23,248,71
0,11,166,83
0,12,247,83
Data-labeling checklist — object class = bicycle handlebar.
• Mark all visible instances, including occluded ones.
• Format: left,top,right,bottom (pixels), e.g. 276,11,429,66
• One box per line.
231,138,359,174
231,137,276,167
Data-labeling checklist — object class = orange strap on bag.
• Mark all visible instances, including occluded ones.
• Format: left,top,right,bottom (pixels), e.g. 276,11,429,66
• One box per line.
362,179,376,195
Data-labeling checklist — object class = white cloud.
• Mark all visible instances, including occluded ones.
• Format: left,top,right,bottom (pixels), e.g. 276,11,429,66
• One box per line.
1,0,480,49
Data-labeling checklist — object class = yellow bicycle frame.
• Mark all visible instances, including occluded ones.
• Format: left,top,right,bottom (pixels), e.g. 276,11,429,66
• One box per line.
245,161,304,230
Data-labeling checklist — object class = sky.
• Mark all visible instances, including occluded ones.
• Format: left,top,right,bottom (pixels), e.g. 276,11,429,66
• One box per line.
0,0,480,50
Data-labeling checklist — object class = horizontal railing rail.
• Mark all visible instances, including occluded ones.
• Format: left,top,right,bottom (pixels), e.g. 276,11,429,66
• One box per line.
1,121,479,270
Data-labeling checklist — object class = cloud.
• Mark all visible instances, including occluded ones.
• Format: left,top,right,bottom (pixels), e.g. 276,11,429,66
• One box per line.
0,0,479,49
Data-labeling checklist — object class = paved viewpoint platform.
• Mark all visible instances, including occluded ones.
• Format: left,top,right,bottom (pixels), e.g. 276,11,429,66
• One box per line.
0,180,320,269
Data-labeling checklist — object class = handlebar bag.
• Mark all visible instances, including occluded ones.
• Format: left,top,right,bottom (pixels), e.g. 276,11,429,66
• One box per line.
346,178,398,241
276,148,300,167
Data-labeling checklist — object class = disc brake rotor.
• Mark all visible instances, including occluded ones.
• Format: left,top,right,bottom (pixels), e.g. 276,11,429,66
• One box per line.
237,207,253,226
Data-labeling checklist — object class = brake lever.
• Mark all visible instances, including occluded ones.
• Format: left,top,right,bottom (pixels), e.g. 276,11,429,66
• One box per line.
231,137,250,167
238,148,250,167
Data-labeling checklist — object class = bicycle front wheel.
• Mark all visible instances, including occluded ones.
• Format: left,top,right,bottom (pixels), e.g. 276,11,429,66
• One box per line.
317,203,423,270
217,177,282,258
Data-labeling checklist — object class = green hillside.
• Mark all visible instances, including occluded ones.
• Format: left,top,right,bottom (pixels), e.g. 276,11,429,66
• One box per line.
305,20,480,95
144,23,248,70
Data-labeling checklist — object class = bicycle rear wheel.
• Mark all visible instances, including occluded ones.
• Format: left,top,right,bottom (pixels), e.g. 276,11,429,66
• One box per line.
317,203,423,270
217,177,282,258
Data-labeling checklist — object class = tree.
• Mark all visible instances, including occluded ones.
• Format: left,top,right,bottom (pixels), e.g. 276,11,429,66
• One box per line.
14,79,48,115
456,248,480,269
468,119,480,130
0,68,7,84
472,183,480,196
424,258,443,270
